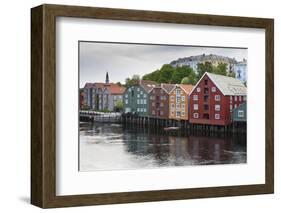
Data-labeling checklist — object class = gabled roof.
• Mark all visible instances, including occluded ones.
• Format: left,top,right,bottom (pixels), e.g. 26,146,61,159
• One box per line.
139,80,157,92
190,72,247,96
169,84,193,94
104,83,126,94
161,83,175,94
179,84,193,94
83,83,95,88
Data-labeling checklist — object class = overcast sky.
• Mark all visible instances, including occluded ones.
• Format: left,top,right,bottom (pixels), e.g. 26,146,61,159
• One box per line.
79,41,247,87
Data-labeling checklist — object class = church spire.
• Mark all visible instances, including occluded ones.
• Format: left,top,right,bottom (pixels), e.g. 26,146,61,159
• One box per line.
105,72,109,84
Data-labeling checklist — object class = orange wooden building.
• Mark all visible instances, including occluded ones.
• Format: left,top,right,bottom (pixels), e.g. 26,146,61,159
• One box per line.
168,84,193,120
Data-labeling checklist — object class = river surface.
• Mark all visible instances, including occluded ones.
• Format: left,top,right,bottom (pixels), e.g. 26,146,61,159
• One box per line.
79,122,246,171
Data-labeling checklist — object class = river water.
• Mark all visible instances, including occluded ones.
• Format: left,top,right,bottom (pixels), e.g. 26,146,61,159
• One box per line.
79,122,246,171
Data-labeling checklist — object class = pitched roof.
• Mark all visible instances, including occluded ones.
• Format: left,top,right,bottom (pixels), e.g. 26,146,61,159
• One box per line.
207,72,247,96
104,83,126,94
84,83,94,88
161,83,175,93
190,72,247,96
169,84,193,94
139,80,157,92
179,84,193,94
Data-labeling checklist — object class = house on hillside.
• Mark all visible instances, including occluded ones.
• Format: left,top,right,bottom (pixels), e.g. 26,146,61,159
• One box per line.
123,80,157,116
189,72,247,126
169,84,193,120
149,84,175,119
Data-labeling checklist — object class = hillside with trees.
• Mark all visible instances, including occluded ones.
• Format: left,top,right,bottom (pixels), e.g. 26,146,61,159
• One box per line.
124,61,235,87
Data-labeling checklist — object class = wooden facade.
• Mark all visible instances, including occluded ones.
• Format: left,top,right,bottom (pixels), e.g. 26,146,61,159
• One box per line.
232,102,247,122
189,72,246,126
149,84,174,119
169,84,193,120
123,80,157,116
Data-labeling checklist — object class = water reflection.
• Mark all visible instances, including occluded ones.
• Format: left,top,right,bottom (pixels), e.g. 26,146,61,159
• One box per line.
79,122,246,171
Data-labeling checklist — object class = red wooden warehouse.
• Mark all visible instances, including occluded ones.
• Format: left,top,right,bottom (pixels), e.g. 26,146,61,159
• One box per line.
189,72,247,126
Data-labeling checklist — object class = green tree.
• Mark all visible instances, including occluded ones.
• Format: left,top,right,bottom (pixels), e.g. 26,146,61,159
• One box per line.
213,63,227,75
197,61,213,80
115,100,123,112
142,69,160,83
158,64,174,83
125,74,140,87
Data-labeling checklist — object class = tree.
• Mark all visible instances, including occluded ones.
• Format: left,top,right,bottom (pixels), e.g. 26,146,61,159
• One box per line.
213,63,227,76
197,61,213,80
115,100,123,112
125,75,140,87
158,64,174,83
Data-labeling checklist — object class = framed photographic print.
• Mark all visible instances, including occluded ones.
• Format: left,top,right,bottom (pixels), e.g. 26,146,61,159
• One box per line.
31,4,274,208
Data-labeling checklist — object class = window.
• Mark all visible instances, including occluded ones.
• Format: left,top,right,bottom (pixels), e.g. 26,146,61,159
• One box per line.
137,99,140,104
239,96,242,101
143,94,147,98
137,88,140,92
176,89,181,96
193,104,198,110
137,94,140,98
243,96,247,101
234,104,237,108
176,104,180,109
204,95,209,102
238,110,244,117
181,96,185,101
140,108,144,112
176,111,181,117
193,113,199,118
204,79,208,85
215,95,221,101
140,91,143,95
150,95,154,100
171,111,174,116
160,103,164,107
181,111,185,116
212,87,216,92
215,104,221,111
143,108,147,112
234,96,237,101
204,88,209,94
204,104,209,110
152,102,155,107
152,110,155,115
230,96,232,101
197,87,201,92
144,99,147,104
230,104,232,111
125,99,128,104
140,99,143,104
193,95,198,101
137,108,140,112
215,114,220,120
160,111,163,115
171,96,174,101
176,97,181,102
182,104,185,109
125,94,128,98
